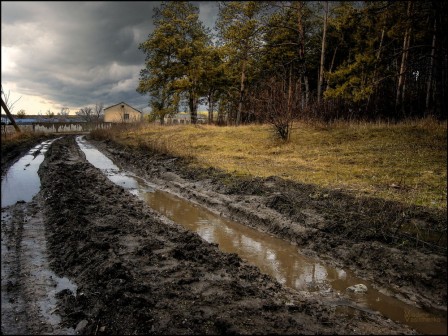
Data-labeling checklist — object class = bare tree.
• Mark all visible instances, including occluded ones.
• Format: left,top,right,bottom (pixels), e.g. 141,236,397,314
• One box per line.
59,107,70,116
94,103,104,121
76,106,94,122
46,109,55,118
252,76,300,141
17,109,26,119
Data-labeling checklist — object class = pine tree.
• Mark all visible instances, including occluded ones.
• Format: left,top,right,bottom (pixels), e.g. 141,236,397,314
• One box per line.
216,1,266,125
138,1,210,124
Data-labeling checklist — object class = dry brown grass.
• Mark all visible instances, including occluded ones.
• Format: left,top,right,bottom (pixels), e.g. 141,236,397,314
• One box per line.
103,118,447,209
1,131,47,150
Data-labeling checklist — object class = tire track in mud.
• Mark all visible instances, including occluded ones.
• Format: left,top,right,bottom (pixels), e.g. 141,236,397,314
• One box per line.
1,203,31,335
91,138,446,315
34,136,416,334
1,193,76,335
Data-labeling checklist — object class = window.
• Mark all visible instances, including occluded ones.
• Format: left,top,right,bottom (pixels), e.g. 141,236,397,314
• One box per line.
124,113,129,120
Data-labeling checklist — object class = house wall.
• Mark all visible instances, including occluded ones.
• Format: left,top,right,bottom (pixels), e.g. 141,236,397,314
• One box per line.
104,105,142,123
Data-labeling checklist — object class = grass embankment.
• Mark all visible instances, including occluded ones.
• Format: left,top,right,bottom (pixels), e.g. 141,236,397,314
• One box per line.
94,119,447,210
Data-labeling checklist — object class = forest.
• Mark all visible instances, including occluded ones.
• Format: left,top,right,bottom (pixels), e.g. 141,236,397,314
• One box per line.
137,1,447,139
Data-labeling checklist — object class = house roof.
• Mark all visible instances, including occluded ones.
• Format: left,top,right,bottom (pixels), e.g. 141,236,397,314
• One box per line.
104,102,142,114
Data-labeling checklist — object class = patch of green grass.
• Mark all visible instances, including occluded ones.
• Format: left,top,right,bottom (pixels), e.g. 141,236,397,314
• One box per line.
108,119,447,209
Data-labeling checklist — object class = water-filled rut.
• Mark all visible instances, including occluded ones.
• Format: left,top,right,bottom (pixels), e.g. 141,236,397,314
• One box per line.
1,139,58,207
1,138,77,335
76,136,446,335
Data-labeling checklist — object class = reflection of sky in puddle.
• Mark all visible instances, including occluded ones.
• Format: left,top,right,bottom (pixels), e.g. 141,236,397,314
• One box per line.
76,136,153,195
32,257,77,332
4,209,78,334
76,135,446,335
1,139,58,207
2,138,76,334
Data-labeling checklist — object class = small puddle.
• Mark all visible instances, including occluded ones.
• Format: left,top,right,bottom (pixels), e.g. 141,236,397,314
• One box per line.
1,138,58,208
21,213,78,331
76,136,447,335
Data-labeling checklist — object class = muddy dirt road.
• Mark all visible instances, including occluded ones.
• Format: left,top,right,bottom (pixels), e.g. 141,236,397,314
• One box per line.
91,136,447,312
1,135,445,334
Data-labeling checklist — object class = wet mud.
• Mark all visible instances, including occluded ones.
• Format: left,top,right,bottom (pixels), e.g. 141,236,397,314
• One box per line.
90,135,447,332
90,137,447,310
0,134,444,334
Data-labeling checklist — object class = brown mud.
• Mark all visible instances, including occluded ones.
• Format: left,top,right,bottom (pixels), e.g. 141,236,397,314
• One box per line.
0,134,444,334
89,136,447,315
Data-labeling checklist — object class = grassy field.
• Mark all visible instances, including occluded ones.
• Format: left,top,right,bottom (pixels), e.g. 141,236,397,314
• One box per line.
100,119,447,210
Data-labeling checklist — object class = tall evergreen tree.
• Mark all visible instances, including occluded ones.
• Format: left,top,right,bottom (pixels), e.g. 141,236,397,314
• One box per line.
138,1,210,124
216,1,266,125
201,44,232,124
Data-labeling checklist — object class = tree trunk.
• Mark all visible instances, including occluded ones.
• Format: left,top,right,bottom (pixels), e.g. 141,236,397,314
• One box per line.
367,28,385,113
317,1,329,104
236,59,247,126
189,93,198,124
208,91,214,124
217,99,224,125
425,18,436,114
304,76,309,107
287,66,293,141
329,45,338,74
299,75,304,110
287,66,293,119
296,1,309,107
395,1,413,114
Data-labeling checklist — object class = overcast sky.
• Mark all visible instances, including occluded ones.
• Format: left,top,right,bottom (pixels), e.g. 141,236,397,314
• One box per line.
1,1,219,115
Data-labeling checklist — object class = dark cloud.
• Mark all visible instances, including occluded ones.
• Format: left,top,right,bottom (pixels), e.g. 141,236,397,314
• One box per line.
1,1,218,113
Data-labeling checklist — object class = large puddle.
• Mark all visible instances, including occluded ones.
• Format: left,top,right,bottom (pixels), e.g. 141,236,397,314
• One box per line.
1,139,58,208
76,136,446,335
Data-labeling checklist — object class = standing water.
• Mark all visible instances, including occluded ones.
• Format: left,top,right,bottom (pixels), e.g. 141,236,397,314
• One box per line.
1,137,76,334
1,139,58,208
76,136,446,335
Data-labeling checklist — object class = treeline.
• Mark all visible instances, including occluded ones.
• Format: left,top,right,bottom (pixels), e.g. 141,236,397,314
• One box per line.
137,1,447,129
